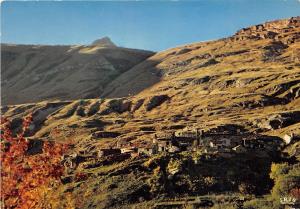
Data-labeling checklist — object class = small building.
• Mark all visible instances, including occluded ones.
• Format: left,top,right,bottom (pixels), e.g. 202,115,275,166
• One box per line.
232,145,247,153
283,134,294,145
204,147,218,153
130,152,140,158
138,140,158,156
120,147,137,154
155,132,174,140
138,146,157,156
221,138,231,147
98,148,121,158
209,138,231,149
168,145,181,153
209,141,216,148
174,128,203,138
242,138,262,149
157,140,171,152
116,139,127,148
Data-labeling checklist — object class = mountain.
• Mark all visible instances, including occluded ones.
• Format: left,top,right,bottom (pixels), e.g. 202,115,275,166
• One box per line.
3,16,299,141
102,16,300,98
1,40,154,105
2,17,300,208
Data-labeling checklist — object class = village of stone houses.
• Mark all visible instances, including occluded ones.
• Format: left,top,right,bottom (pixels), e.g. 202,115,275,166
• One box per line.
62,125,291,171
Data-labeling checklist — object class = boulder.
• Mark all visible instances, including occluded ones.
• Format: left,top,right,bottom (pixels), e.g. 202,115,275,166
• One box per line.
131,99,145,112
175,48,192,55
282,134,294,145
86,101,101,116
145,95,170,111
262,41,288,62
83,119,110,129
100,99,132,115
92,131,121,139
195,58,219,69
254,111,300,130
192,76,211,85
26,138,44,155
61,175,73,184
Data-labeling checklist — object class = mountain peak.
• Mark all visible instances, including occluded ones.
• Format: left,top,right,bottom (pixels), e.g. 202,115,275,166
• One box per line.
91,37,117,47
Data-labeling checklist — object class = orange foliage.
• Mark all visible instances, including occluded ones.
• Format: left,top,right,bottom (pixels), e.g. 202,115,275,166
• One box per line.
1,114,69,209
290,187,300,200
74,172,89,182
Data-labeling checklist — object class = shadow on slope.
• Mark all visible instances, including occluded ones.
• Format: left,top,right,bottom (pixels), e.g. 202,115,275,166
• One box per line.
101,58,162,98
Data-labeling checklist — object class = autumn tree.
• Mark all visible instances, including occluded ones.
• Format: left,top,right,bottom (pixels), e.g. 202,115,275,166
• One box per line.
1,114,71,208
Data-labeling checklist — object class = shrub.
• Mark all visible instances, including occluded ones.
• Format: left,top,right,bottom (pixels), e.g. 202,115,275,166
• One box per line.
243,197,277,209
1,115,70,208
238,182,256,195
269,162,300,205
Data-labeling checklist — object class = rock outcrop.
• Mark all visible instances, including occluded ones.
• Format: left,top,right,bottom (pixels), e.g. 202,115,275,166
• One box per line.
91,37,117,47
145,95,170,111
233,16,300,44
254,111,300,130
99,99,132,115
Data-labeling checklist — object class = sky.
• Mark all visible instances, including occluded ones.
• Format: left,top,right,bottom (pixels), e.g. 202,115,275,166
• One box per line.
1,0,300,51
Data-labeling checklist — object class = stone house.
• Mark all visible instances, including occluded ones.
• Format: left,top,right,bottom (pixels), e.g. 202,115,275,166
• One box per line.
206,136,237,149
138,146,157,156
120,147,137,154
116,139,127,148
232,145,247,153
157,140,170,152
283,134,294,145
168,145,181,153
155,133,174,141
203,147,218,154
137,139,159,156
156,135,194,153
220,138,231,147
242,138,262,149
174,128,202,138
130,152,140,158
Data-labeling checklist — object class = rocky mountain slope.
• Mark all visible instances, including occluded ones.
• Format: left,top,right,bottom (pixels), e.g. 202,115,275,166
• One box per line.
1,40,154,105
1,16,300,209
